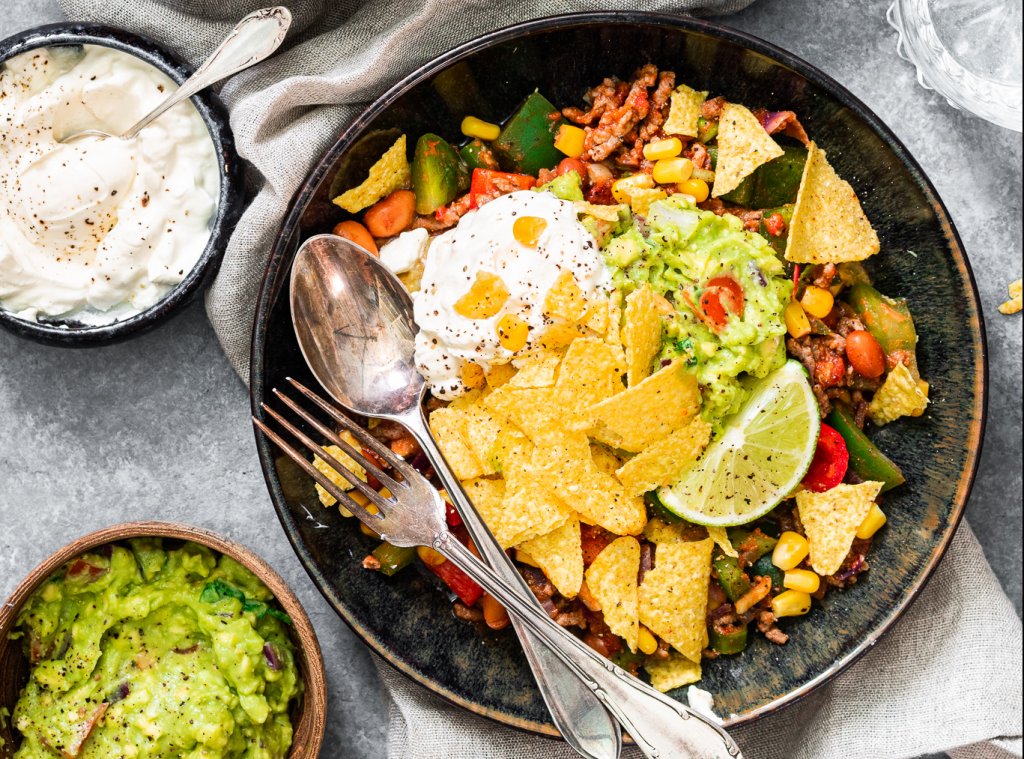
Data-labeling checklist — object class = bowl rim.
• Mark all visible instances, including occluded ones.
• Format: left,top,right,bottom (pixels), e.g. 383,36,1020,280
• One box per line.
249,10,988,735
0,22,245,347
0,520,327,758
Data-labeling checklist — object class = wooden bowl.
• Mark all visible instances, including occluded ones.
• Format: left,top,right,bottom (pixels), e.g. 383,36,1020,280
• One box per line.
0,522,326,758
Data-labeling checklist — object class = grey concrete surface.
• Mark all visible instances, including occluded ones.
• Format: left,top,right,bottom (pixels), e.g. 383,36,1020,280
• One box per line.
1,1,1020,759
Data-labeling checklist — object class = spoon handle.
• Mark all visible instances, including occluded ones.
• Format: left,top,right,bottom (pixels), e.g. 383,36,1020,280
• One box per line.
408,413,622,759
123,6,292,139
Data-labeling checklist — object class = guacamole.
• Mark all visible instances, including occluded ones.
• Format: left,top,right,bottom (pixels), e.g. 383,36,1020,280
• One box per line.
11,540,301,759
603,196,790,423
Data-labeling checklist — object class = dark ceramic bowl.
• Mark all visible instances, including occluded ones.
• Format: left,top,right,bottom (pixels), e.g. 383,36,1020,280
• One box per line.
250,13,986,734
0,23,244,346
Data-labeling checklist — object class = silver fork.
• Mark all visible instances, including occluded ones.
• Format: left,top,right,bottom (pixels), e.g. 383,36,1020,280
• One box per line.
254,379,743,759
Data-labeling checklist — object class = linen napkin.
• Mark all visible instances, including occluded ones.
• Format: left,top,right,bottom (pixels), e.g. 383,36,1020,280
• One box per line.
55,1,1024,757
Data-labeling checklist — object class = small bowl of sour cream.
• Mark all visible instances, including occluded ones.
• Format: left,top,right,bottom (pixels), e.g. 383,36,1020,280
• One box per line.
0,24,243,345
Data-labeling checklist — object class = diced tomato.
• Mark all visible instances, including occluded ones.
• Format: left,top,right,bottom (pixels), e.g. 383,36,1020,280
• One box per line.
469,168,535,208
802,423,849,492
792,264,802,299
66,558,108,583
427,558,483,607
698,276,745,330
764,212,786,237
813,351,846,389
554,157,587,178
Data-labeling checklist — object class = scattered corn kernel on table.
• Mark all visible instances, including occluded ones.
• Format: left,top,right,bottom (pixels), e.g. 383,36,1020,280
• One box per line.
1,1,1020,758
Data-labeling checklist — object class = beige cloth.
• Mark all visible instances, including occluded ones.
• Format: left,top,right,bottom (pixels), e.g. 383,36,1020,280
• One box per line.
57,2,1024,757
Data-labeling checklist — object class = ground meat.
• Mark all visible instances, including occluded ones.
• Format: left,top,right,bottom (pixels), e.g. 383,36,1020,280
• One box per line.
701,95,727,121
687,141,712,171
638,69,676,141
555,606,588,629
521,566,556,602
765,627,790,645
453,601,483,622
583,66,656,161
811,263,838,290
698,196,762,231
638,542,654,585
826,539,871,588
562,77,625,124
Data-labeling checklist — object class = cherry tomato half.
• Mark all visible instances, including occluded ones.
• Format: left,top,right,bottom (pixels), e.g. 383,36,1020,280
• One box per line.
802,423,849,492
554,157,587,178
699,276,745,330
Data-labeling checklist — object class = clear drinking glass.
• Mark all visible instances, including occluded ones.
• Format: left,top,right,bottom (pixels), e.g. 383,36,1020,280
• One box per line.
888,0,1023,131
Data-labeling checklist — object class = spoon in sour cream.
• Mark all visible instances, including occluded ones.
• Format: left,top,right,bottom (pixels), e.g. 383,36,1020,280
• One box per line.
60,6,291,144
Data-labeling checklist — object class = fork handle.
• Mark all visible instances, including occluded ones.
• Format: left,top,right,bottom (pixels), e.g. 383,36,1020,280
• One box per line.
408,418,622,759
436,534,743,759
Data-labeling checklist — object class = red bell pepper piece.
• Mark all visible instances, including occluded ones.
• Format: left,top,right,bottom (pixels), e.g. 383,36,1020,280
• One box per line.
443,496,463,528
469,168,536,208
427,558,483,607
802,423,849,492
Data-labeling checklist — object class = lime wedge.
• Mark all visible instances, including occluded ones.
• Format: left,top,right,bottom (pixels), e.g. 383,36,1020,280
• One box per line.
659,360,820,527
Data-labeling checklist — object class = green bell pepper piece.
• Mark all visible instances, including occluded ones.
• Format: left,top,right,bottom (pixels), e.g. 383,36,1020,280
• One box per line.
713,555,752,602
722,144,808,209
728,528,778,565
758,204,794,256
493,91,564,175
846,284,920,377
697,116,718,143
460,139,500,171
412,133,463,215
710,623,749,655
750,554,784,593
371,542,416,577
827,405,906,492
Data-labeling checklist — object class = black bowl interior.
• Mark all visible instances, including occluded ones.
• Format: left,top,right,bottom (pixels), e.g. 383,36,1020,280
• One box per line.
0,23,244,346
251,13,985,732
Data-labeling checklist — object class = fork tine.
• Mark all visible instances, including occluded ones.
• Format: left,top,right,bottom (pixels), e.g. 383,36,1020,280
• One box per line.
253,416,382,527
269,388,402,492
260,402,393,511
286,377,418,478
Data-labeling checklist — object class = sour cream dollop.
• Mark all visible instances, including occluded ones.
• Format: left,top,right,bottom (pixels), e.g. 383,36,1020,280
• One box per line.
412,191,609,399
0,45,219,325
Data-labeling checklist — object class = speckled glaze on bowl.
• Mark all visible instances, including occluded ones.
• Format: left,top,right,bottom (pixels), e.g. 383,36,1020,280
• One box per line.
250,12,987,734
0,23,244,346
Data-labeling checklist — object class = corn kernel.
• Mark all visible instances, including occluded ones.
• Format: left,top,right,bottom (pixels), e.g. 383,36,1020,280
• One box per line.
460,362,485,389
772,531,810,571
513,216,548,248
783,569,821,594
553,124,586,158
800,285,835,319
496,313,529,351
772,589,812,618
612,173,655,205
417,545,447,567
642,137,683,161
359,522,379,538
677,177,710,202
652,157,694,185
350,491,370,506
460,115,500,141
784,300,812,338
454,271,509,319
856,503,887,540
638,626,658,655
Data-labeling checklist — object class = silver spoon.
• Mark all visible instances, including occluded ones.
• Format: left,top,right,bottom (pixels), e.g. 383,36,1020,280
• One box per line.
61,6,291,144
290,234,622,759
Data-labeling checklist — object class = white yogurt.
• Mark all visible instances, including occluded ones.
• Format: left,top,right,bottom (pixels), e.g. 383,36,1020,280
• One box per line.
412,191,609,399
0,45,219,325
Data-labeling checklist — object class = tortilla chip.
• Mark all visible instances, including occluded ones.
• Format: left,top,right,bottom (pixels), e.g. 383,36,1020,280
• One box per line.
313,433,368,510
590,444,624,476
784,142,880,264
482,385,560,443
585,360,700,452
459,401,506,476
712,103,784,198
333,135,411,213
544,271,589,324
532,435,647,536
501,441,574,547
663,84,707,138
623,286,664,387
518,517,583,599
638,538,714,662
462,477,508,540
605,291,624,346
428,407,483,480
574,201,628,223
555,337,627,415
642,518,709,544
615,418,712,495
796,481,884,576
539,322,586,350
867,362,929,425
645,654,702,693
508,350,563,389
999,278,1022,315
585,537,641,651
706,527,738,558
487,426,531,476
582,295,611,337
